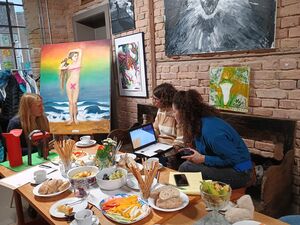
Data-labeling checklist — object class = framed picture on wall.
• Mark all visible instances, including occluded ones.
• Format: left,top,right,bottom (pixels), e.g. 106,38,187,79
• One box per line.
209,66,250,113
109,0,135,34
164,0,277,55
114,32,147,97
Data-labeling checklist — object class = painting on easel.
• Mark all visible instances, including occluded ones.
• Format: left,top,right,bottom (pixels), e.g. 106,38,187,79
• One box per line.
209,66,250,113
40,40,111,134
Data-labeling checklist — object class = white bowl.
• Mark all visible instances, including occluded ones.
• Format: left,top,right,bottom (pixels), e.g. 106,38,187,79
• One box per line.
96,167,127,190
67,166,99,186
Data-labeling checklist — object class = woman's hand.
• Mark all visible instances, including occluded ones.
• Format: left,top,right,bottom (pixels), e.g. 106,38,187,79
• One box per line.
179,148,205,164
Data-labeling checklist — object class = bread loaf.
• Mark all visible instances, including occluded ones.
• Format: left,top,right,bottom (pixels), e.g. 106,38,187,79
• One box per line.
156,197,183,209
159,186,180,200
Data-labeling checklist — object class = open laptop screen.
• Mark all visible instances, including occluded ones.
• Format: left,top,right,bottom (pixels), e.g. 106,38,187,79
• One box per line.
129,123,157,150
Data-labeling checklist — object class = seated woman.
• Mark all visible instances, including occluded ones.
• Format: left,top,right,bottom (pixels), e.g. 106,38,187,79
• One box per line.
7,93,49,155
152,83,184,168
173,89,252,189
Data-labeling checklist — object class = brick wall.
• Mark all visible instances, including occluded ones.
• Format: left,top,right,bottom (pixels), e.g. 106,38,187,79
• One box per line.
23,0,300,211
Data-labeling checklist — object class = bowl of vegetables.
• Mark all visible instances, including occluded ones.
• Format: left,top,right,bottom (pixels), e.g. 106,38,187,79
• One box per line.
96,166,127,190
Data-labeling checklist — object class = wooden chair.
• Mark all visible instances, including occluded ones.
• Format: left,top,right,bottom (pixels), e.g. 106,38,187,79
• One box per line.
107,129,132,153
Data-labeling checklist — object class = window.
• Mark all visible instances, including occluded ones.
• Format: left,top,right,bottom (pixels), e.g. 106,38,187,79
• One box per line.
0,0,30,70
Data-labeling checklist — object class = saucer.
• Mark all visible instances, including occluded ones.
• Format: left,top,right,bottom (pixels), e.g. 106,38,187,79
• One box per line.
30,178,46,185
70,215,99,225
75,140,97,147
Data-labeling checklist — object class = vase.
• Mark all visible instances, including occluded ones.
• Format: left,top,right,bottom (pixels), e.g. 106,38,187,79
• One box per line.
59,160,72,178
96,157,112,170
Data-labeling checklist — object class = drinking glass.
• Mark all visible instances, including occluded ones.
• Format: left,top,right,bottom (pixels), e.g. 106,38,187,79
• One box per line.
73,179,89,198
195,181,231,225
59,160,72,178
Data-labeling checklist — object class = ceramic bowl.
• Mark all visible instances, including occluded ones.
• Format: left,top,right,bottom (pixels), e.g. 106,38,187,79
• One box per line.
67,166,99,186
96,167,127,190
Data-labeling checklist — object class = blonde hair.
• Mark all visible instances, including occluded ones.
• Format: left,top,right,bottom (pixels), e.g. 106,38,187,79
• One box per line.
18,93,49,137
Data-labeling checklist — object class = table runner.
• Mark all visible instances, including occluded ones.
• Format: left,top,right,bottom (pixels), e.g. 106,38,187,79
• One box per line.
0,151,58,172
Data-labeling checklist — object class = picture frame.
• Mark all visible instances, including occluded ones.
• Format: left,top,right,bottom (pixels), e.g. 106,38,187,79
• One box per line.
109,0,135,34
114,32,147,97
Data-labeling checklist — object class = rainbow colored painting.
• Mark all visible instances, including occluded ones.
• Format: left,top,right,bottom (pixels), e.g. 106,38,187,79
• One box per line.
209,66,250,113
40,40,111,134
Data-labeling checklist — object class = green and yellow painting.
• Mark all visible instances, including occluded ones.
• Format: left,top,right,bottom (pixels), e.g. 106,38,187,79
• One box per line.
209,66,250,113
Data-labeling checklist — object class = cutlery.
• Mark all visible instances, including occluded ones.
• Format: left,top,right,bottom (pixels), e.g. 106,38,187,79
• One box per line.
47,169,58,175
66,199,84,206
39,164,52,169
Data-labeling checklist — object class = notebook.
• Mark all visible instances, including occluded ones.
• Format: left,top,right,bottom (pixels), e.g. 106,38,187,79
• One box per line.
129,123,173,157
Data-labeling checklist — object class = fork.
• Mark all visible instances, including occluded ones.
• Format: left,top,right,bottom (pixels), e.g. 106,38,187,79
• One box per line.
66,199,84,206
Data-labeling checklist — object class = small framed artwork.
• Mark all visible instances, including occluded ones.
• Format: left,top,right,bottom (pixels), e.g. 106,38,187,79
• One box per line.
114,32,147,97
109,0,135,34
209,66,250,113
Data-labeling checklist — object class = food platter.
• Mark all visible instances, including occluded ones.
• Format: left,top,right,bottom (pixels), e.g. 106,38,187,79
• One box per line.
100,194,151,224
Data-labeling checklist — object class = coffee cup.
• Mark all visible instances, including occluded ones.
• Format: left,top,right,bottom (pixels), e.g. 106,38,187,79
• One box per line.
74,209,95,225
33,169,47,184
80,135,91,144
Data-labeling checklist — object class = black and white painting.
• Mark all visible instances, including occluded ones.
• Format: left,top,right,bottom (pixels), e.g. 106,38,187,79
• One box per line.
165,0,277,55
109,0,135,35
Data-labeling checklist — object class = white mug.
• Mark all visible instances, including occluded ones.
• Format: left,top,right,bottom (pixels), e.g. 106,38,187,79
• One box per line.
80,135,91,144
75,209,95,225
33,170,47,184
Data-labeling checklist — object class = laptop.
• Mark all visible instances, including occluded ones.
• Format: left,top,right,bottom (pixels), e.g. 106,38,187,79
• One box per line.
129,123,173,157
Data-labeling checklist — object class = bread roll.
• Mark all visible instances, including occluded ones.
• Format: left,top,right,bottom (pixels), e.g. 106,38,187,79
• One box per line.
47,179,58,194
150,186,170,200
159,186,180,200
38,181,49,194
156,197,183,209
58,181,70,192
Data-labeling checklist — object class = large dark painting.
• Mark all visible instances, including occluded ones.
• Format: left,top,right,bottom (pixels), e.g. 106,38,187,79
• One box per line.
165,0,277,55
109,0,135,35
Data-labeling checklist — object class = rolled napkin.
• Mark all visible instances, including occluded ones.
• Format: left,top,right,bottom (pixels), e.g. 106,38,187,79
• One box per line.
225,195,255,224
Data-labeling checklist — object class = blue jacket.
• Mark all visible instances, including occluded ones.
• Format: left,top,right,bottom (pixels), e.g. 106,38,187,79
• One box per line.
195,116,252,172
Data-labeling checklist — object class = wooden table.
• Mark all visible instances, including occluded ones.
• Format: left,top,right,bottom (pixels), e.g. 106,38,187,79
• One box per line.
0,145,287,225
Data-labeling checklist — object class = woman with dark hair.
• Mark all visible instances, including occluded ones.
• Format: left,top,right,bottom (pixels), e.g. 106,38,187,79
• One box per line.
173,89,252,188
152,83,184,148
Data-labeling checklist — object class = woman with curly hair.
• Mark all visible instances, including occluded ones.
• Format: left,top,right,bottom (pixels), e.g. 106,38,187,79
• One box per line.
153,83,184,149
173,89,252,188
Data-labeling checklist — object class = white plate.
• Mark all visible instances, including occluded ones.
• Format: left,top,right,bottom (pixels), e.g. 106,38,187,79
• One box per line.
75,140,97,147
148,190,189,212
49,197,88,218
70,215,99,225
233,220,262,225
115,153,137,162
33,180,71,197
75,155,96,166
127,176,157,190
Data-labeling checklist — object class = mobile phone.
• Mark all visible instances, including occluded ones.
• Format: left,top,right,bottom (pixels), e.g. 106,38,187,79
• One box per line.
181,148,194,156
174,174,189,186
